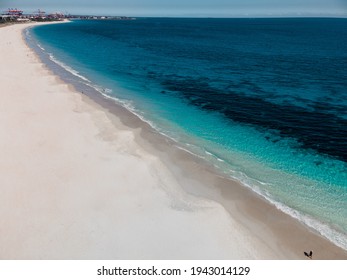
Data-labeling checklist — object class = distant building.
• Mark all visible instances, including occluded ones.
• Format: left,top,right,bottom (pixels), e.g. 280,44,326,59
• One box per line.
32,9,46,19
0,15,11,21
3,8,23,17
48,12,64,19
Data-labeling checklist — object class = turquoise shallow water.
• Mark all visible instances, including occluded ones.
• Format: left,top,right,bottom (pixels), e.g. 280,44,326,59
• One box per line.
28,18,347,249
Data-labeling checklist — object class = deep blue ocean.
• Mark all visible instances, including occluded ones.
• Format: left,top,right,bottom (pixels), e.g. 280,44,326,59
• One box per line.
28,18,347,249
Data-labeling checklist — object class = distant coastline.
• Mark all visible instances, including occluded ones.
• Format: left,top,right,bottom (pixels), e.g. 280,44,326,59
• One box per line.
0,7,135,25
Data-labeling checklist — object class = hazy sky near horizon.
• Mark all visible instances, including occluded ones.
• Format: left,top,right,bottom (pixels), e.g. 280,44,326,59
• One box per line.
1,0,346,16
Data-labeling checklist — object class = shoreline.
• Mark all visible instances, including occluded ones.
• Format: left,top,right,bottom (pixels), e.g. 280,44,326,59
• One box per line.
74,80,347,260
1,22,346,259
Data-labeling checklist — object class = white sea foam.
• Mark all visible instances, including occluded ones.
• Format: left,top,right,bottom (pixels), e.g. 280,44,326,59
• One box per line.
204,150,226,162
175,145,206,159
271,196,347,250
25,28,30,38
225,170,347,251
91,85,174,138
37,44,45,51
48,53,91,82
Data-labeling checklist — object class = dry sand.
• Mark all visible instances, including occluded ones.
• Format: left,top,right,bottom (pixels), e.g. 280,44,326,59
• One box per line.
0,22,346,259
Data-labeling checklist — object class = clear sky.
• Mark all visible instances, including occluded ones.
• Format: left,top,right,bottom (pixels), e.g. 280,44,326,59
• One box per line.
1,0,346,17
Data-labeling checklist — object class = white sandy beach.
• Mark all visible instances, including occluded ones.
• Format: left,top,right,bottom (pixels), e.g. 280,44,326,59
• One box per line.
0,22,346,259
